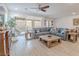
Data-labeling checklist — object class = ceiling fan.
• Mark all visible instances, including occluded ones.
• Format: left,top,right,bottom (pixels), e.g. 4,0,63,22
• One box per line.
39,4,49,12
25,4,50,12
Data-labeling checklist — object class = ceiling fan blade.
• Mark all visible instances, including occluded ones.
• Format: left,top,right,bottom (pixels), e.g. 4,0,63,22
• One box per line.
40,9,46,12
25,4,49,12
41,5,49,9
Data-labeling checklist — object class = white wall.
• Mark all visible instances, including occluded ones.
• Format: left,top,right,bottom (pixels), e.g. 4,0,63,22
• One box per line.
53,15,79,29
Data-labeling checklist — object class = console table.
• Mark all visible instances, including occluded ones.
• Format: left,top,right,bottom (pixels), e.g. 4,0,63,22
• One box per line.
67,32,78,42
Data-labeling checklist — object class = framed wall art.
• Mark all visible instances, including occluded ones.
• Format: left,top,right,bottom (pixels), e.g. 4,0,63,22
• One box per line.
73,18,79,26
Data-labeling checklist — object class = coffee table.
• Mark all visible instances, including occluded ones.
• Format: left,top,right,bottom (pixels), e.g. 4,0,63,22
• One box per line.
39,35,61,48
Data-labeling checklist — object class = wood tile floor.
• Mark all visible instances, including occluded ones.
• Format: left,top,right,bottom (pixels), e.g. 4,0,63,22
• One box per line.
10,35,79,56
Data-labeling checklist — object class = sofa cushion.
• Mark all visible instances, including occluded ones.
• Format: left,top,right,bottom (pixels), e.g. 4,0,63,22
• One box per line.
37,29,40,33
36,32,50,35
40,28,44,32
35,30,37,33
40,28,49,32
56,33,64,37
50,28,57,33
58,29,61,33
61,30,65,34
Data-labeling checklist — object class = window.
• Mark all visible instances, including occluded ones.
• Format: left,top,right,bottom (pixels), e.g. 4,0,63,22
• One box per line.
44,20,49,27
15,17,52,32
33,20,41,28
16,20,26,31
44,20,53,27
25,20,32,31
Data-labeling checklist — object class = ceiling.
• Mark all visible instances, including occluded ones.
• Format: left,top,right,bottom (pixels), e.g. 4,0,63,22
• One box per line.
3,3,79,18
0,6,5,11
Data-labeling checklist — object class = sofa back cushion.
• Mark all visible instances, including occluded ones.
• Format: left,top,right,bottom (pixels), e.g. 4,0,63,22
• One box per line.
33,27,52,33
40,27,51,32
56,28,67,34
50,28,56,33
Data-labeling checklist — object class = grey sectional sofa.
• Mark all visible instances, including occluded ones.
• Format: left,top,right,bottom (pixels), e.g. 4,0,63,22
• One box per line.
33,27,51,38
50,28,68,40
33,27,67,40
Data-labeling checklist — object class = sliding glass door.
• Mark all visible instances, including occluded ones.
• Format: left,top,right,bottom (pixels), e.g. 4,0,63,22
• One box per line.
25,20,32,31
16,19,26,32
33,20,41,28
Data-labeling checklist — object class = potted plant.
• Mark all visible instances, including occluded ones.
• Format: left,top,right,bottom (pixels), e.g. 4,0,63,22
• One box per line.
7,17,16,36
7,17,18,42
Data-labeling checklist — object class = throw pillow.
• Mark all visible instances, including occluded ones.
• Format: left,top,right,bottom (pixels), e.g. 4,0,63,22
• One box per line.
37,30,40,33
61,30,65,34
35,30,37,33
50,28,55,33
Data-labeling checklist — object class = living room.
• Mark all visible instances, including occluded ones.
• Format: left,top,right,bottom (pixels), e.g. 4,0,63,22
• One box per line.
0,3,79,56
